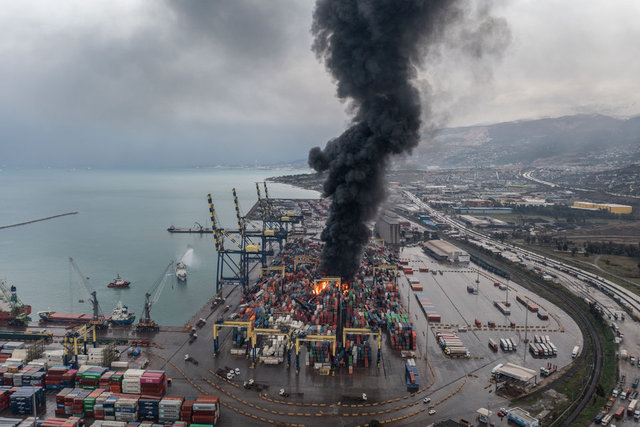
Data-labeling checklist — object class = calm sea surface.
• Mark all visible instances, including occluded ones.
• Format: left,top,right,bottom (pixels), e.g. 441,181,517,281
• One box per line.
0,168,319,326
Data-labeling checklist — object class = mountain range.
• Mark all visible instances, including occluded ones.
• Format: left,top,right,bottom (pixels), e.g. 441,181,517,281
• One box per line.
405,114,640,168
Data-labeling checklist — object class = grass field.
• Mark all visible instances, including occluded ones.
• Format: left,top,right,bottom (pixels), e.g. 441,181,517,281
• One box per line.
596,255,640,285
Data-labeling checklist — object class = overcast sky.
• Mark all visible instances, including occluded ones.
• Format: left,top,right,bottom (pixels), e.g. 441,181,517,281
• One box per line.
1,0,639,168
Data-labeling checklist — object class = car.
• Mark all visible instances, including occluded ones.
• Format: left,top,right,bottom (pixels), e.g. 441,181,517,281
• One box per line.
235,368,240,375
226,372,234,380
497,411,506,418
423,397,431,404
428,409,436,415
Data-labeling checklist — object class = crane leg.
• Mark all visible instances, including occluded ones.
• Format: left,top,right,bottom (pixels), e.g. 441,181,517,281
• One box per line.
213,337,219,357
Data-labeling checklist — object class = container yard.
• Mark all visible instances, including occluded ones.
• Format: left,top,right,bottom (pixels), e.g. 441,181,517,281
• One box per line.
0,195,586,426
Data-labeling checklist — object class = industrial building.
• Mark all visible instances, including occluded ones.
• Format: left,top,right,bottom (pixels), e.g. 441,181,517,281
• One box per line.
453,206,513,214
494,363,538,392
421,239,470,264
374,210,401,245
458,215,491,228
572,201,632,214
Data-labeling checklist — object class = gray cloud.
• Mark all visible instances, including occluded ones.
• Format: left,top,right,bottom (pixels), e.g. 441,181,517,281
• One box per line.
0,1,639,167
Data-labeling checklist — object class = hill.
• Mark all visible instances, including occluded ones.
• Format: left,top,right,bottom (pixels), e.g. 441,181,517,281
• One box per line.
409,114,640,168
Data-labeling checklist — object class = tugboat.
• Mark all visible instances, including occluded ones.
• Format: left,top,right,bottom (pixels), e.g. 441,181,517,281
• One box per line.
107,274,130,288
109,301,135,325
176,262,187,282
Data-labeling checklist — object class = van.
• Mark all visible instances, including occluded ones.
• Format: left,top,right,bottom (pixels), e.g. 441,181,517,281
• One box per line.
572,346,579,358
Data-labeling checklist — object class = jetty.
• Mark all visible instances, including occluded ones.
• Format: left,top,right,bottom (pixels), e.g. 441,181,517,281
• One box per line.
0,211,78,230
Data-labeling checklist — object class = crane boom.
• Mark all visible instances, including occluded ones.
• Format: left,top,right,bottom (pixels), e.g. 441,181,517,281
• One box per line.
69,257,91,300
139,260,173,329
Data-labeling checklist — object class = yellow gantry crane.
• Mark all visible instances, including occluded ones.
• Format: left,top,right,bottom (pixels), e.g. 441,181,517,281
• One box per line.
64,323,97,366
251,327,291,368
213,320,253,358
373,264,398,286
342,327,382,368
293,255,318,272
295,334,337,375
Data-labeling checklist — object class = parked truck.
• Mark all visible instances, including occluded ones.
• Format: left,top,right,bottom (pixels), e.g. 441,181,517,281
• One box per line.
488,338,498,352
405,361,419,391
628,399,638,416
572,345,579,358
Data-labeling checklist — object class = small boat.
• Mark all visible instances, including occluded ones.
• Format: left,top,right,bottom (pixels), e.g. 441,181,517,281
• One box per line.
176,262,187,282
108,274,130,288
109,301,135,325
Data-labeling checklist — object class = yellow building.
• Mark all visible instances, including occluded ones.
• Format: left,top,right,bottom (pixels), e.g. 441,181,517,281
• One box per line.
572,201,632,214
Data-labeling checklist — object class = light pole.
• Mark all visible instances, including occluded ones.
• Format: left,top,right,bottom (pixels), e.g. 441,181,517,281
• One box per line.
524,296,529,344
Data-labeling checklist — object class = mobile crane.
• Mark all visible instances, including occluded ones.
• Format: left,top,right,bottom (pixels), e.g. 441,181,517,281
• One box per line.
69,257,108,328
137,261,174,331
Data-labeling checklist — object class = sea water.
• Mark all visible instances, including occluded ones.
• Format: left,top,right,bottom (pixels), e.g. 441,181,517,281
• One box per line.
0,168,319,326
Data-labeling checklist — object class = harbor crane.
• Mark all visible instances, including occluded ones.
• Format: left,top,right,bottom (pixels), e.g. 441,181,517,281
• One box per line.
69,257,107,328
208,193,274,295
137,260,174,332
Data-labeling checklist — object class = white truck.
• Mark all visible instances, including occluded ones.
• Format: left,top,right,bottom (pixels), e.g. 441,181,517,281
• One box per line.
621,349,629,360
572,345,579,358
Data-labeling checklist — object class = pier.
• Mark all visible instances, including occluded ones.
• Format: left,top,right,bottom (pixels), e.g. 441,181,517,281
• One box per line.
0,211,78,230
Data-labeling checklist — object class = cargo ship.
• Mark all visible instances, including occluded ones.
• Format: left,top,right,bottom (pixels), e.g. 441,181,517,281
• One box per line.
107,274,130,288
38,311,111,324
0,281,32,325
109,301,135,325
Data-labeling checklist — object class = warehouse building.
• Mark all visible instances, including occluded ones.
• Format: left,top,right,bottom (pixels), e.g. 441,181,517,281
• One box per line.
458,215,491,228
572,201,632,214
422,240,470,264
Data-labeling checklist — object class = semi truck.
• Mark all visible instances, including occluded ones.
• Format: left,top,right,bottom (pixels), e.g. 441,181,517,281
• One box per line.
488,338,498,352
405,361,419,391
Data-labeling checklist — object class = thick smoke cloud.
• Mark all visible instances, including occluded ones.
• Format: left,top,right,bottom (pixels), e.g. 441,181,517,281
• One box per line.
309,0,509,280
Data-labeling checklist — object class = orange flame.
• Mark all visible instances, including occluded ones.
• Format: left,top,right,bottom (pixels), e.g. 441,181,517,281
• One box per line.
313,280,329,295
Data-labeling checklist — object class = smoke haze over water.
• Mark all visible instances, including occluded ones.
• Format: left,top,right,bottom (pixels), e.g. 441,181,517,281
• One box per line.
309,0,510,280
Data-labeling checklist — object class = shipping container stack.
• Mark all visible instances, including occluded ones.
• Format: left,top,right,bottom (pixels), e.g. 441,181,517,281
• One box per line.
138,396,160,421
46,366,71,390
159,396,184,423
77,366,107,390
140,370,166,397
191,395,220,425
122,369,144,394
9,386,46,415
114,396,139,422
38,416,84,427
109,372,123,393
0,387,11,411
179,399,194,422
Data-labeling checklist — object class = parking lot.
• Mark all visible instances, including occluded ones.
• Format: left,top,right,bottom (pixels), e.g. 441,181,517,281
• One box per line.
397,245,583,422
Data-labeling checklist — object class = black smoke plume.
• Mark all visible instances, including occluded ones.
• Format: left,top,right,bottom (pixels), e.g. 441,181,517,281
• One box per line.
309,0,508,280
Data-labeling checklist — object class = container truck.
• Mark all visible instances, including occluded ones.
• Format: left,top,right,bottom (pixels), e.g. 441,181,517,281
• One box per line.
614,406,625,419
488,339,498,352
628,399,638,416
405,362,419,391
537,311,548,320
548,343,557,356
494,301,511,315
500,339,508,351
601,413,613,425
572,346,579,358
508,338,517,351
475,318,481,327
446,347,470,358
529,343,538,357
